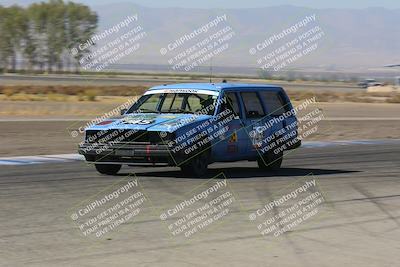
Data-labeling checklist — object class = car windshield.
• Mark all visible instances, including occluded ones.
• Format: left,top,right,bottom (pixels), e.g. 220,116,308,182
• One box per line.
127,92,218,115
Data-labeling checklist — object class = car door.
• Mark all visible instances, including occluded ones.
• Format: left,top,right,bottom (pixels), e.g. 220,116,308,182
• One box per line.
211,91,249,162
238,90,283,157
259,90,297,150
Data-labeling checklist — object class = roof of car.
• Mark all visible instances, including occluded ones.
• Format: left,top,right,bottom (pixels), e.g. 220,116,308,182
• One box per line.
148,83,282,92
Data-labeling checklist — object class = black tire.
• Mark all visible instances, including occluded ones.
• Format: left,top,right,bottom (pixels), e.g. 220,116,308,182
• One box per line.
257,151,283,170
180,152,209,178
95,164,122,175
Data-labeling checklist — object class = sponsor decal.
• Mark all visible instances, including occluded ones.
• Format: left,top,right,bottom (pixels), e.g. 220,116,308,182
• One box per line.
144,89,219,96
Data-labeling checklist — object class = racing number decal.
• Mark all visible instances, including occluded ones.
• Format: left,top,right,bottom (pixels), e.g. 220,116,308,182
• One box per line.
123,118,155,125
136,119,154,125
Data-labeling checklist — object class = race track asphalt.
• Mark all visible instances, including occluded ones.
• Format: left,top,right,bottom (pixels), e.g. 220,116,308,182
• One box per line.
0,143,399,266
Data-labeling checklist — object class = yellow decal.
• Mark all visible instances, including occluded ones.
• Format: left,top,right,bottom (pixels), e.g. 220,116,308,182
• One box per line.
229,131,238,143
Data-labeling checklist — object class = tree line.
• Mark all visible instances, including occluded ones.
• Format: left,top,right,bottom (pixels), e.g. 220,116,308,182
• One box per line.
0,0,97,73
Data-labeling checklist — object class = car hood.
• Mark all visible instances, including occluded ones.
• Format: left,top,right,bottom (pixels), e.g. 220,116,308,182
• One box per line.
86,113,212,132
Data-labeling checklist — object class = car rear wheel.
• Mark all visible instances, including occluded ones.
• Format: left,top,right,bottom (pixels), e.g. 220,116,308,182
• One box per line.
95,164,122,175
257,151,283,170
180,152,209,178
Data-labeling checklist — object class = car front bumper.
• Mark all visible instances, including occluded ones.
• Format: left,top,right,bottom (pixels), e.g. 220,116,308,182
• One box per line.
78,142,181,164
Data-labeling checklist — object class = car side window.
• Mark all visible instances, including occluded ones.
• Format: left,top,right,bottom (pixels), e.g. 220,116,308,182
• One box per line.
260,91,287,116
222,92,240,117
240,92,265,119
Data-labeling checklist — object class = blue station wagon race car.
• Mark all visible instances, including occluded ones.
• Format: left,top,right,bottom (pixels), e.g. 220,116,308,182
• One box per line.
79,83,301,177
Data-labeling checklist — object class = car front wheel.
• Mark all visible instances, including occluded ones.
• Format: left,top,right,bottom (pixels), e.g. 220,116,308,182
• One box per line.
95,164,122,175
180,152,209,178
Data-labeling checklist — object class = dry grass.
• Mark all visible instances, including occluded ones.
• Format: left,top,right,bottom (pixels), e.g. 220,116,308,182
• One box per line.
0,85,147,97
287,91,399,103
386,94,400,103
0,96,134,117
0,85,399,104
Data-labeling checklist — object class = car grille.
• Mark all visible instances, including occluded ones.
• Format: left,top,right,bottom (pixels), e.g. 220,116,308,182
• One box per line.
85,129,172,144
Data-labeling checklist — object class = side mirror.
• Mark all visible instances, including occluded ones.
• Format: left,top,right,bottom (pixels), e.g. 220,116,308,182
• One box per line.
120,108,127,115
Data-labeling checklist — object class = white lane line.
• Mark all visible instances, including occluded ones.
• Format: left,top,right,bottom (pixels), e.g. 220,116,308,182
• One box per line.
0,119,90,122
40,154,84,160
0,154,84,166
0,140,399,166
302,139,400,148
0,159,33,165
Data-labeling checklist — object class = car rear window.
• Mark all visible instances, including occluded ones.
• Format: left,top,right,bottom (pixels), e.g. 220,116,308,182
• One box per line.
240,92,265,118
260,91,288,116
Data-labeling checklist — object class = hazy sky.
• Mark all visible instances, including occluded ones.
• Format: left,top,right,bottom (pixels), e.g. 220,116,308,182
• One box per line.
1,0,400,9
